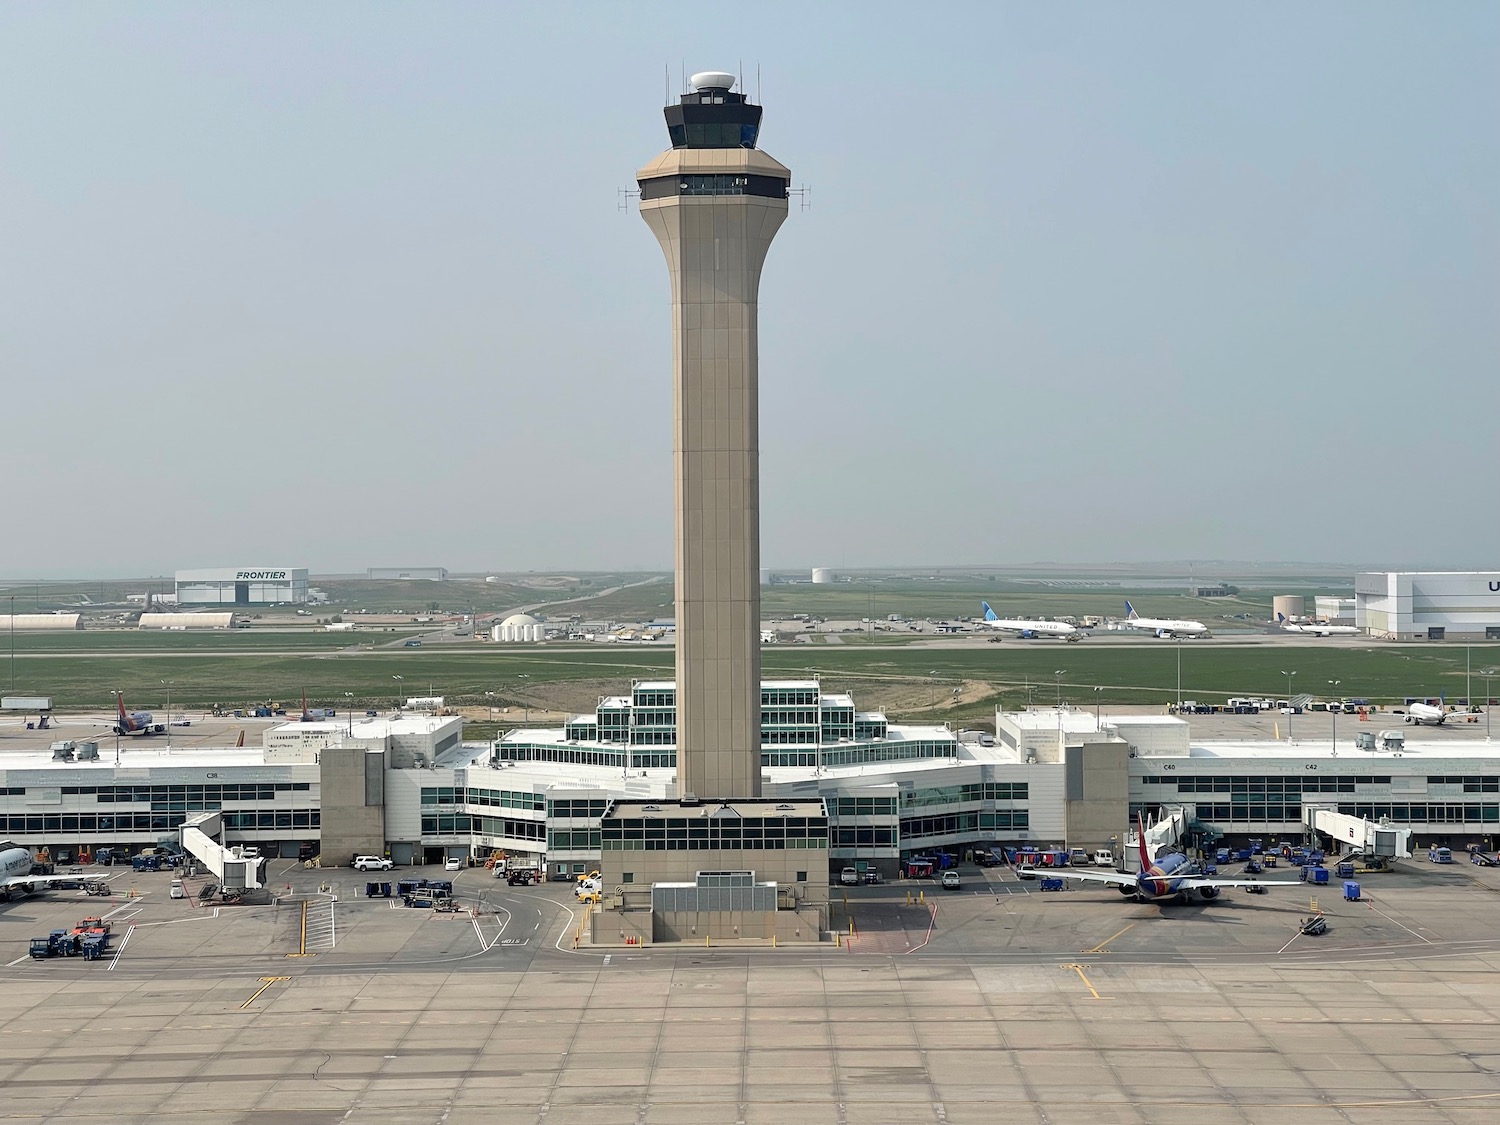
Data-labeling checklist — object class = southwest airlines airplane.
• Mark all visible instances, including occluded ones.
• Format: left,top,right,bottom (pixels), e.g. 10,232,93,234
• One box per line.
1050,814,1300,903
979,602,1081,641
1121,601,1209,638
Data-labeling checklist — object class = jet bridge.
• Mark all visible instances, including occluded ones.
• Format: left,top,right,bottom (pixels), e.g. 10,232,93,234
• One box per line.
179,811,263,891
1125,806,1190,872
1302,805,1412,860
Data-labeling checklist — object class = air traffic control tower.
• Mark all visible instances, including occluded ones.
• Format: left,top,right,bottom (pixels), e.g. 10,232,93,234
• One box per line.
637,71,790,800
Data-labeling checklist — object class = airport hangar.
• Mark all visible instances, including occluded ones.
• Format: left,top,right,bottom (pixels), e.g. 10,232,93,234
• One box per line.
175,566,309,605
1357,570,1500,641
5,689,1500,886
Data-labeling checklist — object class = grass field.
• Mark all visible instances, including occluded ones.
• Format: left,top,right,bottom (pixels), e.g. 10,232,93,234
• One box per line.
6,640,1496,724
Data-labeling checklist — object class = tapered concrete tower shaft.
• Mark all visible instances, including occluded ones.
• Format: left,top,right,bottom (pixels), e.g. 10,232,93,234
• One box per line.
637,72,790,800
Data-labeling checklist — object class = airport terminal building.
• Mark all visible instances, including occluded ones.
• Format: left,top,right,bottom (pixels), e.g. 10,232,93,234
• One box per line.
8,696,1500,884
1356,571,1500,641
176,567,309,605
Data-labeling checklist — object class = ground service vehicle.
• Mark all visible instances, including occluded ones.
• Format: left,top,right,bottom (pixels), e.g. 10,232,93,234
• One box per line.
353,855,393,871
839,867,859,886
940,871,961,890
1093,850,1115,867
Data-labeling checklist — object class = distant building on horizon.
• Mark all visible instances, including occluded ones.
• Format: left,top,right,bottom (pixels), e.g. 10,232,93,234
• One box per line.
366,567,449,582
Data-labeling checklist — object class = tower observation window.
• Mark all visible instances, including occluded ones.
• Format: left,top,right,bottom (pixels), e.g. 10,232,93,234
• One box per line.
639,174,789,202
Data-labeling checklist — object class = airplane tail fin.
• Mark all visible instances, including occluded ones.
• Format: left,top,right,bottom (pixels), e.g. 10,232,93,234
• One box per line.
1276,612,1285,624
981,601,998,622
1136,811,1151,871
1125,600,1139,620
116,692,127,721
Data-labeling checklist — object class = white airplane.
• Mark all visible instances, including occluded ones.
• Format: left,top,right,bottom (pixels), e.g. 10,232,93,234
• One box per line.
1121,601,1209,638
1406,694,1477,726
1277,613,1359,637
0,841,92,899
1047,815,1301,903
978,602,1081,641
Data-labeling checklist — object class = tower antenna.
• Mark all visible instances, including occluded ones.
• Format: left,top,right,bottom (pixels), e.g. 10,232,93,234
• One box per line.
664,63,670,107
756,63,761,104
681,59,686,96
739,59,744,94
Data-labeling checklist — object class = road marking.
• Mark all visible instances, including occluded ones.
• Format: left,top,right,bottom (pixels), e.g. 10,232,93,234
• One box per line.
1060,962,1107,1000
905,903,938,954
1084,921,1137,954
107,924,136,970
102,901,141,922
1363,899,1435,944
241,976,290,1009
5,954,30,967
602,954,612,967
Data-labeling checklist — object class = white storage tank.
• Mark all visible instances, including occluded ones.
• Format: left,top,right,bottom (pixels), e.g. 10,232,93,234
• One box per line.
812,568,835,585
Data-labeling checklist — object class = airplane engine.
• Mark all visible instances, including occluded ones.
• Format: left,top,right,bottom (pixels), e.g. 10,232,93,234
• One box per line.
1117,885,1137,896
1197,886,1221,901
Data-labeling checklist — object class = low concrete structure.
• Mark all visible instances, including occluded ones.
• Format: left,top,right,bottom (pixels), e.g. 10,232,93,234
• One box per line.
591,796,829,945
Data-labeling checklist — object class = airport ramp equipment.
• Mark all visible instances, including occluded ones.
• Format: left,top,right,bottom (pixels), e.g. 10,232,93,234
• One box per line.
179,811,263,891
1125,806,1190,872
1302,805,1412,860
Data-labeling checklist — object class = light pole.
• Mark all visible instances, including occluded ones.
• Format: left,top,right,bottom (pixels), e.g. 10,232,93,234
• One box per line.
485,690,495,724
518,674,530,723
1482,668,1496,741
1281,670,1297,740
345,692,354,735
392,675,403,713
1328,679,1341,757
1176,639,1182,709
1093,686,1104,728
1054,670,1066,709
8,593,14,692
161,679,173,752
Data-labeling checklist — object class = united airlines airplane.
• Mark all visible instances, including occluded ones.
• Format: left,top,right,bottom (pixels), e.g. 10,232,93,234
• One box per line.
1121,601,1209,638
978,602,1081,641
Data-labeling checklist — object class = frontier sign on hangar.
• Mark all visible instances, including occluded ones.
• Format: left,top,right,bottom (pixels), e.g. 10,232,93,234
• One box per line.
175,567,309,605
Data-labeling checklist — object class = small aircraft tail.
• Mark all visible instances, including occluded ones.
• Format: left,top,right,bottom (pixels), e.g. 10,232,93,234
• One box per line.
1124,600,1139,620
1136,811,1152,871
981,602,998,622
115,691,129,726
236,730,245,748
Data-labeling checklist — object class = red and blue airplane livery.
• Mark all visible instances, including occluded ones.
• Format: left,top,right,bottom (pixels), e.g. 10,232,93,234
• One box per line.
1051,814,1301,904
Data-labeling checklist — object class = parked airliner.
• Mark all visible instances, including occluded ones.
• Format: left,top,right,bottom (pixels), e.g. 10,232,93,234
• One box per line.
0,842,87,899
979,603,1081,640
1406,694,1478,726
1050,814,1299,903
112,692,165,736
1121,601,1209,638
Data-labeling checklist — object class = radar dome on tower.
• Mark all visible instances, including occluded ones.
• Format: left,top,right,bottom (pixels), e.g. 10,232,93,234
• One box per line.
690,71,737,91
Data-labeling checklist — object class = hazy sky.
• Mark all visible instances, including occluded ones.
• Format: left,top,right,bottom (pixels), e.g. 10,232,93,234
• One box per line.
4,3,1496,577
